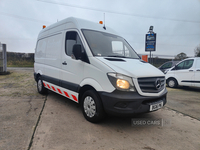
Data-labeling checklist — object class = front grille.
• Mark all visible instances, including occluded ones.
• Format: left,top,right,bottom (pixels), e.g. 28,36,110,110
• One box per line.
137,77,165,93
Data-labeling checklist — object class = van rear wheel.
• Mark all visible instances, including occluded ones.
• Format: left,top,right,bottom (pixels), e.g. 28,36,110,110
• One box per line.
37,76,48,94
81,90,105,123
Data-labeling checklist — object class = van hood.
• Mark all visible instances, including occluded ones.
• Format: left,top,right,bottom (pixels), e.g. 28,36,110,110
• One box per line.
96,57,164,78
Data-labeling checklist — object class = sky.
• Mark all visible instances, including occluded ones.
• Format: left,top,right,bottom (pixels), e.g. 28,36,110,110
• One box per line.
0,0,200,58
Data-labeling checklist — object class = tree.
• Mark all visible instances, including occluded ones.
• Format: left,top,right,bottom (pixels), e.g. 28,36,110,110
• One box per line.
194,44,200,57
175,52,187,60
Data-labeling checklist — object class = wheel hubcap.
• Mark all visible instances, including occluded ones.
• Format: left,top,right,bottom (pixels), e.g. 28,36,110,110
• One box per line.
169,80,175,87
38,80,43,91
83,96,96,118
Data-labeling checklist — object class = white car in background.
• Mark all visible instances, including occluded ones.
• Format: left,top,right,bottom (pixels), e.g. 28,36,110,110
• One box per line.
165,57,200,88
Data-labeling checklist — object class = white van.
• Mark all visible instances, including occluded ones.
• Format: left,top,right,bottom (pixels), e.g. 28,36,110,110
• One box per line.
166,57,200,88
34,17,167,123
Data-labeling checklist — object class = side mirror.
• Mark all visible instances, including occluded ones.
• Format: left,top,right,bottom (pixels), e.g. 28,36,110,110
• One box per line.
72,44,82,60
172,65,177,70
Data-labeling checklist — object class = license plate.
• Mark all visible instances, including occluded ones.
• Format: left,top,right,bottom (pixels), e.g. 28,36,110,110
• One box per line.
150,101,163,111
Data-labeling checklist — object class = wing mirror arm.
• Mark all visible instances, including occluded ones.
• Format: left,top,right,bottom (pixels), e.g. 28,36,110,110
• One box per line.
173,65,177,70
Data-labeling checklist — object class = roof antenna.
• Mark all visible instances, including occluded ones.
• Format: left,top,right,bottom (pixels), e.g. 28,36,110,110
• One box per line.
103,13,106,30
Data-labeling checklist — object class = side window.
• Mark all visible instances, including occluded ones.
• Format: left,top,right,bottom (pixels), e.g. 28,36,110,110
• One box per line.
183,59,194,69
176,60,194,70
161,62,172,69
65,31,83,56
176,61,184,70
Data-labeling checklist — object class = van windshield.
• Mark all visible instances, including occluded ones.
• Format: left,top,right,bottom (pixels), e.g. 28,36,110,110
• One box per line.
82,29,139,59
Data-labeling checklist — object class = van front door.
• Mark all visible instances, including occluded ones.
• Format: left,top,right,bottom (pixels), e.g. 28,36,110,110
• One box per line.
175,59,195,86
60,30,85,102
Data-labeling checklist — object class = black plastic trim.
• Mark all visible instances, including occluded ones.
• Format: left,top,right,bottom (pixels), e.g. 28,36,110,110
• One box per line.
60,80,80,92
99,88,167,116
181,80,200,83
104,58,126,61
42,75,60,86
42,75,80,92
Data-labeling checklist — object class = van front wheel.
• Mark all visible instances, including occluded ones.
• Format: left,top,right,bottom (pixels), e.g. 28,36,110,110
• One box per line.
81,90,105,123
167,78,178,88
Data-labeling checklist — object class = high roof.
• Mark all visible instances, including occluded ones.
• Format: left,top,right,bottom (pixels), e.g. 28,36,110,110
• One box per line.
38,17,118,39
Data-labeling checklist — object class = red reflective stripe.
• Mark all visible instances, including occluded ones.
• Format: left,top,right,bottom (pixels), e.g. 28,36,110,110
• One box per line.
52,86,56,91
47,84,51,89
57,88,62,94
71,95,78,102
43,83,46,87
64,91,70,98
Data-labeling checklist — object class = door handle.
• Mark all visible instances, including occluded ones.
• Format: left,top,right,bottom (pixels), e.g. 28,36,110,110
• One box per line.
189,70,193,72
62,61,67,65
197,69,200,71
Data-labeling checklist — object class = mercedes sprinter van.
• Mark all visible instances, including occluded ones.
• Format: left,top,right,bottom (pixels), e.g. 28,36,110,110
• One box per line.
34,17,167,123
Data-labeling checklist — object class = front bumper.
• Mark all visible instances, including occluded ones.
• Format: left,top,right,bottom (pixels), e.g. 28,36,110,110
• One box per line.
99,89,167,116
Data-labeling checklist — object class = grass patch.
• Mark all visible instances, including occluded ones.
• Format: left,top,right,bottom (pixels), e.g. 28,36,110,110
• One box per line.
7,60,34,67
7,65,34,67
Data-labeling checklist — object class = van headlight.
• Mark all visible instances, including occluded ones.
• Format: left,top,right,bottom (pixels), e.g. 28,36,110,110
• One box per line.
107,73,135,91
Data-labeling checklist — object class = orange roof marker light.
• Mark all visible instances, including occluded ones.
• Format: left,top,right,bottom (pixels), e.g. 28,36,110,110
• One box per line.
43,25,46,29
99,21,103,24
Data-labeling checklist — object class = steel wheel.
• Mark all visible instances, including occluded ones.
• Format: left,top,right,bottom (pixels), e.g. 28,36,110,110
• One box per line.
167,78,177,88
83,96,96,118
81,90,105,123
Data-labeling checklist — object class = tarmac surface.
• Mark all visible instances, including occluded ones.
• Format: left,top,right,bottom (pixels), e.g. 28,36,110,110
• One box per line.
0,68,46,150
0,68,200,150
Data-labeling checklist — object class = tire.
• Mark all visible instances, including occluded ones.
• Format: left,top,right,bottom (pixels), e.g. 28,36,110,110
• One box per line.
81,90,105,123
167,78,178,88
37,76,48,94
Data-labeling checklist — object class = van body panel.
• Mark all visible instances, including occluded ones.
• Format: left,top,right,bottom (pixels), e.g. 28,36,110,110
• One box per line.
82,57,115,93
194,59,200,87
60,56,84,88
96,57,164,78
34,63,44,75
35,38,47,64
80,78,103,92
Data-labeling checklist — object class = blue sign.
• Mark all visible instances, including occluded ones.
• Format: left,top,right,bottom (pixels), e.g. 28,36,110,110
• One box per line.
145,33,156,51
